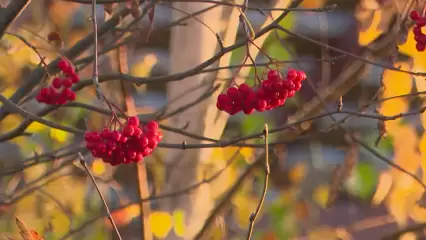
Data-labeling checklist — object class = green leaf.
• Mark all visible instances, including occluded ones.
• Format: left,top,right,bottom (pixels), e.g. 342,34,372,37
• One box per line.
345,162,378,199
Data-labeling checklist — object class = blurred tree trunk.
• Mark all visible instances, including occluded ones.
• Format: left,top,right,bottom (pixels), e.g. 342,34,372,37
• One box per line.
160,2,224,239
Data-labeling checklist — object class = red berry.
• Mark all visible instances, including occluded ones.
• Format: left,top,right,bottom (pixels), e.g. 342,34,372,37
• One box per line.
63,66,75,76
410,10,420,21
123,125,135,137
256,87,266,99
62,88,75,101
52,77,62,89
135,153,144,162
226,87,239,99
134,127,143,138
148,139,158,148
255,99,267,112
243,106,255,115
139,136,149,147
414,26,423,35
142,148,152,157
62,78,72,88
111,131,121,142
261,80,273,92
57,59,69,70
238,83,252,93
416,43,426,52
36,93,44,103
156,132,163,142
267,70,280,81
69,72,80,83
127,116,140,126
293,81,302,91
286,69,297,80
295,71,307,82
146,121,159,131
416,18,426,27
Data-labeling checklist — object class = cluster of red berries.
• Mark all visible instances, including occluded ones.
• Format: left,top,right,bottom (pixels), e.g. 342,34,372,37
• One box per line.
36,58,80,105
85,117,162,166
216,69,306,115
410,10,426,52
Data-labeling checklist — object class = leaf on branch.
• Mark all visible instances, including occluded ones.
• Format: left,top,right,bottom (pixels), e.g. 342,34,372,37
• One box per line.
15,217,43,240
47,31,63,50
372,171,393,205
326,143,358,207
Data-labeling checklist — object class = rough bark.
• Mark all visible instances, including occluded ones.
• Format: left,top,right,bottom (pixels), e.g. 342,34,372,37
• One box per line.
161,2,225,239
161,1,292,239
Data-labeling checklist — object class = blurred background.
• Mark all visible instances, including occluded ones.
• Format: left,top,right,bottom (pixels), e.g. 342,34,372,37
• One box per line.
0,0,426,239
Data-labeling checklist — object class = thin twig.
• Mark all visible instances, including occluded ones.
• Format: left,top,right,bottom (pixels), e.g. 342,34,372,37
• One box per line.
78,153,123,240
92,0,102,99
246,124,269,240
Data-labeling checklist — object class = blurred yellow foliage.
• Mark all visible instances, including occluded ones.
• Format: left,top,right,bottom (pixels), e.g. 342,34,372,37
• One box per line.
372,171,392,205
172,209,186,237
50,128,70,144
131,54,158,78
149,211,173,238
91,159,105,176
232,193,259,228
358,10,383,46
379,61,425,226
312,184,329,208
27,122,47,133
288,162,306,184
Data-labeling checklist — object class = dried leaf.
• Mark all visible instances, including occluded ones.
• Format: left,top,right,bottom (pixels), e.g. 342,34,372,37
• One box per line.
326,144,358,207
15,217,43,240
47,32,63,50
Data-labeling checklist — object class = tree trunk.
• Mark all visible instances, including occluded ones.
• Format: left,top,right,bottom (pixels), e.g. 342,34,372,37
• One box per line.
160,2,224,239
161,1,292,239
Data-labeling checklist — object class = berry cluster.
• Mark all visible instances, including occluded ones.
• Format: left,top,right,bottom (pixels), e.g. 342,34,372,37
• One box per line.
410,10,426,52
216,69,306,115
36,58,80,105
85,117,162,166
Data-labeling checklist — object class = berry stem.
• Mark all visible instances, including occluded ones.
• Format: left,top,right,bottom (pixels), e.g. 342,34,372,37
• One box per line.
92,0,103,100
78,153,123,240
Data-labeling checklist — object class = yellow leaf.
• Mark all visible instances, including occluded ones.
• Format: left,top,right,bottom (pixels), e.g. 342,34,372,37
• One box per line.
232,194,257,228
409,204,426,222
27,122,47,133
149,211,173,238
239,147,254,162
358,10,383,46
131,54,158,78
91,159,105,176
312,184,329,208
50,128,70,143
1,114,23,132
49,209,70,235
172,210,186,237
372,171,393,205
400,233,416,240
